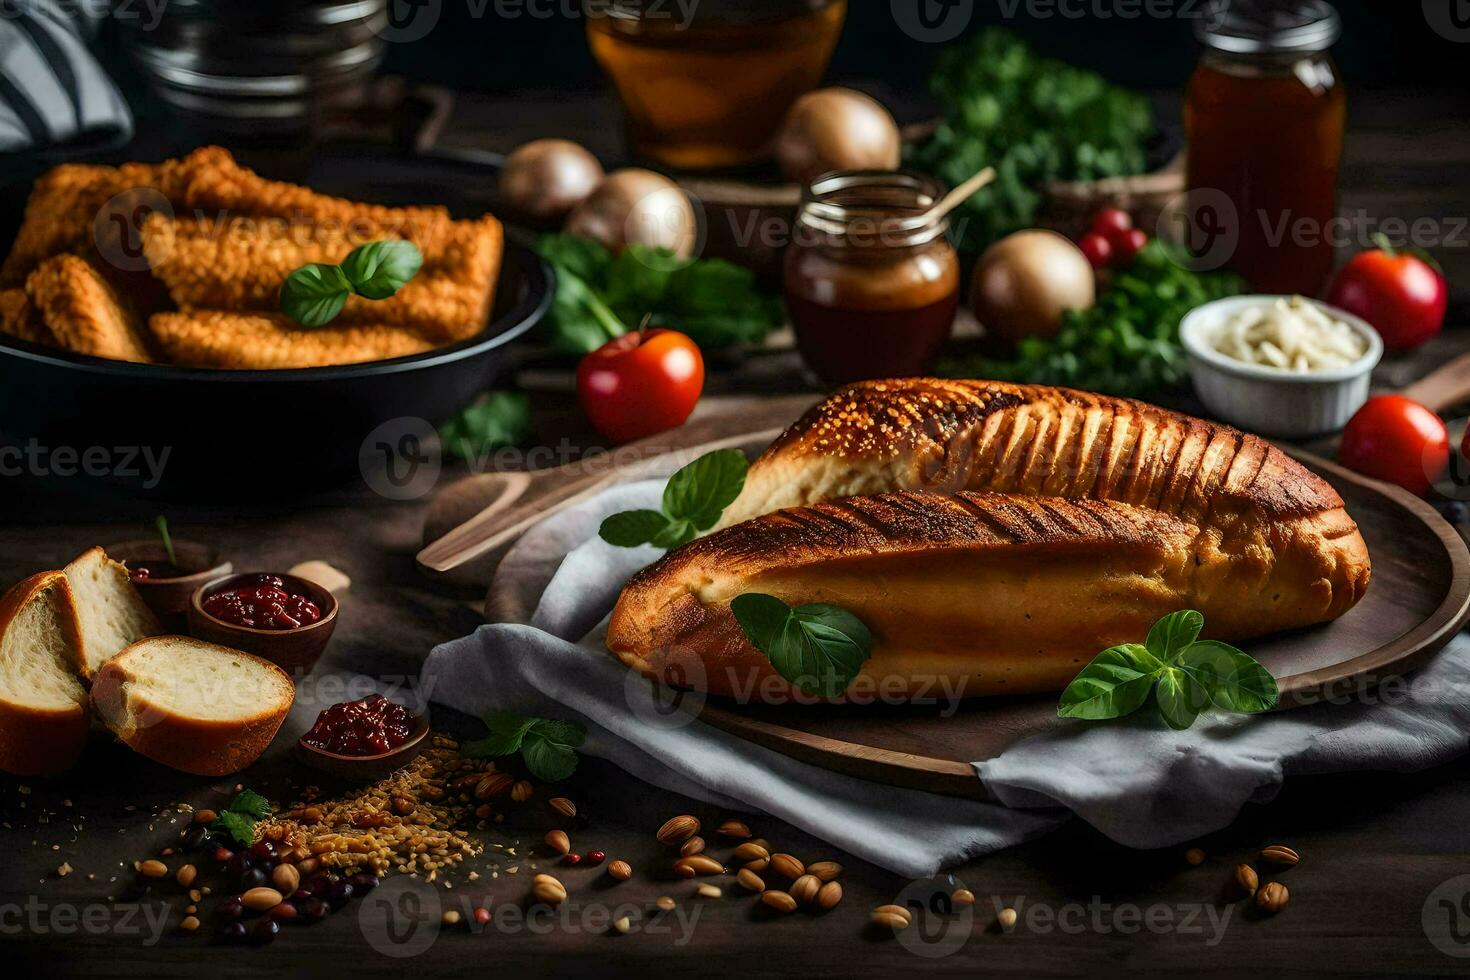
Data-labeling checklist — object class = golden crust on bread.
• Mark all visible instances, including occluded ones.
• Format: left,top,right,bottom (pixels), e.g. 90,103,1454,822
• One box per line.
148,311,434,369
142,213,502,343
26,255,152,362
611,379,1372,703
609,489,1369,701
720,378,1344,529
0,572,89,776
89,636,294,776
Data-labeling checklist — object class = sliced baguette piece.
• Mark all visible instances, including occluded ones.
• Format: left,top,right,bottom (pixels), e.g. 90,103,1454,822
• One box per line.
90,636,294,776
63,546,163,681
0,572,89,775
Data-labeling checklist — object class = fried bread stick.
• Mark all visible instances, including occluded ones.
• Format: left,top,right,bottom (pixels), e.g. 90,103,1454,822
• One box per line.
0,288,52,347
148,311,433,369
26,256,150,363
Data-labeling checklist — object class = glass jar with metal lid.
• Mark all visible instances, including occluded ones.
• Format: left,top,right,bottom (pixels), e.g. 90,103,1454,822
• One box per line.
1185,0,1346,295
784,170,960,385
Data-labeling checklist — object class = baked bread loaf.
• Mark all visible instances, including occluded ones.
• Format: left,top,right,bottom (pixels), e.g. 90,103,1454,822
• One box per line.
0,572,89,775
90,636,294,776
64,546,162,680
608,379,1371,701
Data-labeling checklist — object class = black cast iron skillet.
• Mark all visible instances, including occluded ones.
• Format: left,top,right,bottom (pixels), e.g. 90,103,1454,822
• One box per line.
0,241,551,495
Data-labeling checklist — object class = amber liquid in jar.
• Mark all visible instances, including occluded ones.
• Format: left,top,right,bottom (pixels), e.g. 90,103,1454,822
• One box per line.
1186,50,1345,295
785,172,960,385
586,0,846,170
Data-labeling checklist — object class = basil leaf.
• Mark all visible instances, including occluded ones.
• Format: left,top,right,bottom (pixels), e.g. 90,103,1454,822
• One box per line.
731,593,873,698
340,240,423,301
662,449,748,530
1155,666,1210,731
521,718,587,783
280,262,352,327
1056,643,1160,720
599,510,671,548
212,810,256,845
1145,609,1204,662
649,518,697,550
438,391,530,462
1178,640,1279,714
461,710,534,758
522,733,580,782
228,789,271,820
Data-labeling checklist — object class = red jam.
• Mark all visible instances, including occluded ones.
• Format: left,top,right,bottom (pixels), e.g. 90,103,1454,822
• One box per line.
202,574,322,630
301,694,413,756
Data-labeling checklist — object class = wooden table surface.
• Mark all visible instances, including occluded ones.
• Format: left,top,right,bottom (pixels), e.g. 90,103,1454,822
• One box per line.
6,87,1470,977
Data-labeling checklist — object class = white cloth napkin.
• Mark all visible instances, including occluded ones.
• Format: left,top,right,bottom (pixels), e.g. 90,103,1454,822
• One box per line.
423,476,1470,876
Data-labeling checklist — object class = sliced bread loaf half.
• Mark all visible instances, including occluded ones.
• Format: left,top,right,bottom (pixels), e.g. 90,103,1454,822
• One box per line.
0,572,89,775
64,546,162,680
90,636,293,776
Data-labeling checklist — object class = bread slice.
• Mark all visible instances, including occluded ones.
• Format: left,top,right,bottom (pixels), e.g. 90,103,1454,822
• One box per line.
0,572,90,775
63,547,163,681
90,636,294,776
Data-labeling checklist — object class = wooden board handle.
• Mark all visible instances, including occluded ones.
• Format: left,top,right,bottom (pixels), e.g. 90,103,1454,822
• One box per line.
1401,351,1470,414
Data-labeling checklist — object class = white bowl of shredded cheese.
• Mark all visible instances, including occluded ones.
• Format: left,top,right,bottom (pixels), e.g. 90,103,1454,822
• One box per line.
1180,295,1382,438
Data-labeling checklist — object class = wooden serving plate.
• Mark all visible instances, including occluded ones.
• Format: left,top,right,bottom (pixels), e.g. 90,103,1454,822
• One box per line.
694,450,1470,799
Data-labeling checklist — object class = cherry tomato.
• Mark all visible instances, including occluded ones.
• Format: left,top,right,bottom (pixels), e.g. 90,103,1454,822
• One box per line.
577,328,704,445
1090,207,1133,241
1112,227,1149,267
1338,394,1448,497
1326,243,1447,352
1078,232,1113,271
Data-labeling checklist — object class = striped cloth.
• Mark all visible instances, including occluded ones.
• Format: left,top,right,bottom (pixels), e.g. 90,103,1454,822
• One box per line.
0,1,132,153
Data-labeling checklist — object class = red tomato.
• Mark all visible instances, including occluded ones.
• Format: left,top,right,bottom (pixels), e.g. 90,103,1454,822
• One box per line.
1078,232,1113,270
1090,207,1133,240
577,328,704,444
1326,245,1447,352
1338,394,1448,497
1112,227,1149,267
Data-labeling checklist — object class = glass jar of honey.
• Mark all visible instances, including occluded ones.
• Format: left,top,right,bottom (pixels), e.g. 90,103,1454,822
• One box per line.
585,0,847,171
785,171,960,385
1185,0,1345,295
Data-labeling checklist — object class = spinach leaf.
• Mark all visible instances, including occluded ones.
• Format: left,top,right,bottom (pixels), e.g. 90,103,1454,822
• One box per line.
731,593,873,698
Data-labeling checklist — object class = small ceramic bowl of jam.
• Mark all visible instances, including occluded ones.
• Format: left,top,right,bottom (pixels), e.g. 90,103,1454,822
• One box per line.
108,539,232,625
296,694,429,782
188,572,338,675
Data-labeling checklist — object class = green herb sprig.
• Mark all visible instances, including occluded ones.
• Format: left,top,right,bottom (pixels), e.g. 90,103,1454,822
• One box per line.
536,234,783,355
1057,610,1278,730
599,449,748,550
438,391,531,462
731,594,874,698
280,240,423,327
462,711,587,783
153,515,177,568
211,788,272,845
940,240,1247,398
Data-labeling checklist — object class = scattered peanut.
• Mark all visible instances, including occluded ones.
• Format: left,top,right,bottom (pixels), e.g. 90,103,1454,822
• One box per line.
1185,847,1206,866
608,860,633,881
696,884,722,899
138,860,168,879
807,861,842,882
532,874,567,907
193,810,217,825
769,854,804,880
998,907,1018,930
544,830,571,855
952,888,976,906
442,910,462,926
1234,863,1259,896
272,864,300,896
241,887,284,912
872,904,911,931
656,896,676,912
789,874,820,906
680,836,706,858
549,797,577,819
673,855,724,877
815,881,843,911
179,916,200,932
1259,845,1300,866
738,868,766,892
656,815,700,845
716,820,752,839
613,916,632,934
760,890,798,914
733,842,770,862
1256,881,1289,913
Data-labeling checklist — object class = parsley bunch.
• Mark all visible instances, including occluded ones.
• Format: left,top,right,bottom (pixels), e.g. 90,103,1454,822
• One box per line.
211,788,272,845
